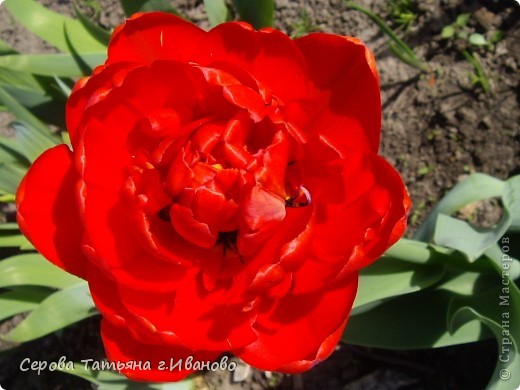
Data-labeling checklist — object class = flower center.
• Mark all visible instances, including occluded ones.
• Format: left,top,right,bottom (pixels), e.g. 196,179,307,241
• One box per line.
124,68,310,254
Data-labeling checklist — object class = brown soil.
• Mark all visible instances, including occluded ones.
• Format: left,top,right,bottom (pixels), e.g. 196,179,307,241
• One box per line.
0,0,518,389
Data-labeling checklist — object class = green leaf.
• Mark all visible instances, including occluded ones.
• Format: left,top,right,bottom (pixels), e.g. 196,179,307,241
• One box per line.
437,271,497,296
120,0,180,17
353,257,444,311
2,282,97,343
0,161,27,194
0,222,20,230
484,244,520,281
0,287,53,322
414,173,505,242
0,254,83,289
0,86,55,136
343,288,492,349
455,13,470,28
441,25,455,39
0,134,31,165
12,121,60,162
0,68,68,124
0,52,106,77
204,0,231,27
0,39,18,55
0,232,32,249
448,283,520,390
503,176,520,231
4,0,107,53
434,213,511,262
232,0,275,29
73,1,111,47
469,33,488,46
53,75,73,98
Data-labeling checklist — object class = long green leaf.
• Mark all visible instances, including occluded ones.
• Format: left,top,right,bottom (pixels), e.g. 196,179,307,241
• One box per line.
0,254,83,289
353,257,444,311
414,173,505,242
0,52,106,78
2,282,97,343
0,287,53,322
12,121,60,162
232,0,275,29
120,0,180,17
73,1,111,46
4,0,107,53
0,232,32,249
0,86,54,136
448,284,520,390
344,288,492,349
0,222,20,230
0,38,17,55
503,176,520,231
0,134,31,166
0,161,27,194
434,213,511,262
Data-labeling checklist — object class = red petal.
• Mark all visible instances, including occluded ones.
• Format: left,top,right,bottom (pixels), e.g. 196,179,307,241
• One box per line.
293,151,409,293
191,22,309,103
235,273,358,372
66,63,134,147
295,33,381,153
107,12,206,66
170,204,217,248
101,319,220,382
16,145,87,279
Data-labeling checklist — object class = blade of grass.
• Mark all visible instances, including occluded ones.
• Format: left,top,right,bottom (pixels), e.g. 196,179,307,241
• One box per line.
462,50,490,93
73,0,111,47
345,2,429,73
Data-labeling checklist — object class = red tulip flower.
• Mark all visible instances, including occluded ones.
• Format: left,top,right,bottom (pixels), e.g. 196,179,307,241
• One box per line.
16,13,410,381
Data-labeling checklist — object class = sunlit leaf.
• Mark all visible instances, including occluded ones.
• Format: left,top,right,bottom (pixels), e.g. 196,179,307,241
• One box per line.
469,33,488,46
0,52,106,78
204,0,231,27
0,232,31,249
0,254,83,289
353,257,444,311
503,176,520,231
11,121,60,162
2,282,97,343
4,0,107,53
0,287,53,322
0,38,17,55
434,213,511,262
414,173,505,242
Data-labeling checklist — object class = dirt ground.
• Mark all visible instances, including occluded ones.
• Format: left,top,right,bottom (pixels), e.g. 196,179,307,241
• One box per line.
0,0,518,389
